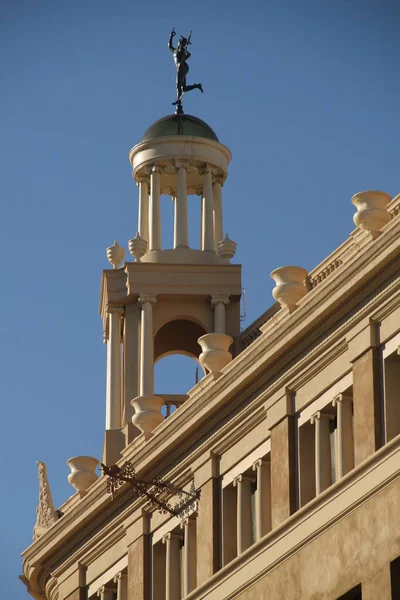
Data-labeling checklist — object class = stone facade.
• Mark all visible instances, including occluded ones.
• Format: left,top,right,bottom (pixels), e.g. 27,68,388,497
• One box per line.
21,114,400,600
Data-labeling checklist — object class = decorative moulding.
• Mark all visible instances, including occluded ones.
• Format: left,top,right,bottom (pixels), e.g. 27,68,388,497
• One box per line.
33,461,59,541
106,239,125,269
23,220,400,577
351,190,391,239
67,456,99,496
270,266,308,312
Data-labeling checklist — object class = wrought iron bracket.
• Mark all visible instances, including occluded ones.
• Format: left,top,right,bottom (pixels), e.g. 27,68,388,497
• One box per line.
101,461,200,518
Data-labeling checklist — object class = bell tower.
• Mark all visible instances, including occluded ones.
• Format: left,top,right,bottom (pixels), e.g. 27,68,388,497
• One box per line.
100,113,242,465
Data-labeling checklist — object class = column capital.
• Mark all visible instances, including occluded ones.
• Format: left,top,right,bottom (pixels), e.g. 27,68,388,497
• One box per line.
114,571,127,583
138,294,157,306
252,457,270,471
174,159,190,170
136,175,150,185
145,164,163,175
310,410,334,425
332,392,353,407
199,164,212,176
180,515,196,528
233,474,255,486
97,585,115,596
162,531,183,544
211,294,230,306
106,305,124,316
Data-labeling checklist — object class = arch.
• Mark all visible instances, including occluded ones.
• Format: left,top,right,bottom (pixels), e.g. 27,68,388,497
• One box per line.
154,318,206,363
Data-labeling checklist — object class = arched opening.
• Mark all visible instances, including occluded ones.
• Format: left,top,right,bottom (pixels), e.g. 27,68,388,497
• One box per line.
154,319,206,363
154,318,206,417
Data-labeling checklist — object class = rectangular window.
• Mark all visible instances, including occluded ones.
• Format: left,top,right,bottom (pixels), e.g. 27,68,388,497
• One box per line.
298,383,354,507
337,583,362,599
383,341,400,443
390,556,400,598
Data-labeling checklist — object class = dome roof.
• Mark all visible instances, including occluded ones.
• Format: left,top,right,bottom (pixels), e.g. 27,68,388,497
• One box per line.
141,114,219,143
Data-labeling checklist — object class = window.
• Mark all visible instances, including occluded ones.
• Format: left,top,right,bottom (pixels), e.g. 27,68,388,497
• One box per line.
336,583,362,599
221,442,271,565
383,336,400,443
390,556,400,598
298,377,355,507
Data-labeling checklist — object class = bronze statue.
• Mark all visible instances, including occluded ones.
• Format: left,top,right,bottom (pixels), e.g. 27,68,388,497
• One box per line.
168,28,203,110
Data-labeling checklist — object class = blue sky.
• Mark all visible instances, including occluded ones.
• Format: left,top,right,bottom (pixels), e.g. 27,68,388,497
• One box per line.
1,0,399,596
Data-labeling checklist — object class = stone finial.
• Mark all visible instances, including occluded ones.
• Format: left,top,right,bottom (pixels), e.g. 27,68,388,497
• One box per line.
128,232,148,262
217,234,237,260
106,239,125,269
67,456,99,496
33,461,59,541
270,266,308,313
351,190,391,238
197,333,233,378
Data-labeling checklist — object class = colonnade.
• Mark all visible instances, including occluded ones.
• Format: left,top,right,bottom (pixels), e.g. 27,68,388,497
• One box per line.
136,163,224,252
310,392,354,495
96,571,127,600
160,517,196,599
104,293,230,431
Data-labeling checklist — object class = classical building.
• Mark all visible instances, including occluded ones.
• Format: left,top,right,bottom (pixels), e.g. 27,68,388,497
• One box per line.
21,111,400,600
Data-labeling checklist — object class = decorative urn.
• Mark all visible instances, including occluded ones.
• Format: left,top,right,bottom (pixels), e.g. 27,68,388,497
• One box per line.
270,266,308,312
67,456,99,495
197,333,233,377
131,395,164,434
351,190,391,237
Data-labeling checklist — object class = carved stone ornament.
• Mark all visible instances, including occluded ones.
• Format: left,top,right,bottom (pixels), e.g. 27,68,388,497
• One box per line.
33,461,59,541
106,239,125,269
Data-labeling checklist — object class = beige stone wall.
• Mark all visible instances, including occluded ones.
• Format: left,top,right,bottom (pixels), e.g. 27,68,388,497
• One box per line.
270,416,296,528
64,589,85,600
127,536,149,600
235,477,400,600
196,478,219,585
353,348,382,465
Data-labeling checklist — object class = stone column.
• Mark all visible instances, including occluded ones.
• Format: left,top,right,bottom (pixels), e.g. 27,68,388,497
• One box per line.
149,166,162,251
123,303,140,426
181,517,196,595
106,307,123,430
201,166,214,251
97,585,115,600
211,294,229,334
233,474,254,554
252,459,271,541
311,412,332,495
213,179,223,249
163,532,182,600
332,393,354,479
137,177,149,243
138,295,156,396
114,572,127,600
174,163,189,248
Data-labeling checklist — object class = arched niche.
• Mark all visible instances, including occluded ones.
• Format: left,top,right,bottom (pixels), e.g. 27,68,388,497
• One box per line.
154,318,206,363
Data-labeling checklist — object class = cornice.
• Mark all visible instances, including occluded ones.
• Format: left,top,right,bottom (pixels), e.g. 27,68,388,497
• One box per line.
23,219,400,594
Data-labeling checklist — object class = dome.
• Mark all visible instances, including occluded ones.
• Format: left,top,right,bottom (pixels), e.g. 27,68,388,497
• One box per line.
141,114,219,143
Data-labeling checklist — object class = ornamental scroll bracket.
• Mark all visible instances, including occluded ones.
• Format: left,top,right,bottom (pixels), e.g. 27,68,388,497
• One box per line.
101,461,200,518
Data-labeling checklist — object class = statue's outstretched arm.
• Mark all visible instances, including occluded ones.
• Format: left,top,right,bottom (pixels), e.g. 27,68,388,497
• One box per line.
168,28,176,52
